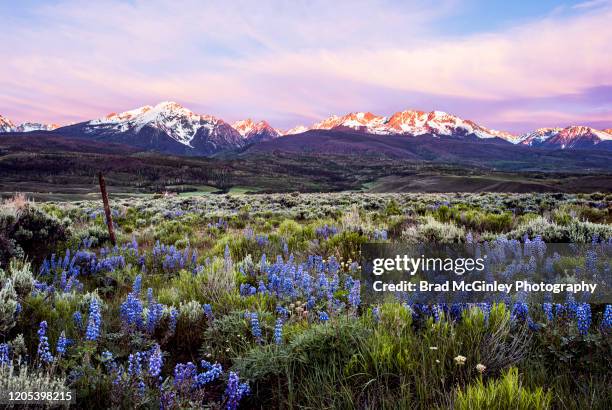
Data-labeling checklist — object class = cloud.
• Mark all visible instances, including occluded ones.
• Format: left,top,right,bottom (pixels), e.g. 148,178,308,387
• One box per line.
0,0,610,132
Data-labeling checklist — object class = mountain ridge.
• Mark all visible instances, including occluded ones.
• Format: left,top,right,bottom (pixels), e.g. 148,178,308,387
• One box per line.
1,102,611,155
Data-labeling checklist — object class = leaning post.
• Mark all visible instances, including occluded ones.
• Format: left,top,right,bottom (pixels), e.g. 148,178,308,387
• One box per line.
98,171,116,246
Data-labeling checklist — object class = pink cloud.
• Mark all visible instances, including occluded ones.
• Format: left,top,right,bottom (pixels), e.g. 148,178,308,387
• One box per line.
0,0,610,132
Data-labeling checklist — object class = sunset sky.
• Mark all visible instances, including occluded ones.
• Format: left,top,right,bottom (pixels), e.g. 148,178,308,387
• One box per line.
1,0,611,133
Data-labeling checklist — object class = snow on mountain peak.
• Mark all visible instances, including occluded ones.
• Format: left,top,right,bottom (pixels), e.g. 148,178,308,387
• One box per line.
311,112,386,132
0,115,16,132
87,101,223,146
287,109,517,141
15,122,60,132
517,126,612,148
283,125,309,135
1,115,59,133
231,118,280,142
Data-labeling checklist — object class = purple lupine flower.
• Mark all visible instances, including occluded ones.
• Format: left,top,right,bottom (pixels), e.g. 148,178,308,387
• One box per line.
73,311,83,330
173,362,197,389
250,313,262,342
318,311,329,322
147,302,164,334
148,345,163,379
372,306,380,323
85,298,102,341
120,292,143,328
37,321,54,364
203,304,213,321
576,303,591,335
543,303,553,322
132,274,142,295
602,305,612,330
195,360,223,386
0,343,10,366
56,331,69,356
168,307,179,334
348,280,361,308
224,371,250,410
274,318,283,345
511,302,528,322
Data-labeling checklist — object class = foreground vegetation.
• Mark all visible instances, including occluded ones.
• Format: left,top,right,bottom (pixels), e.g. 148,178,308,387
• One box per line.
0,192,610,409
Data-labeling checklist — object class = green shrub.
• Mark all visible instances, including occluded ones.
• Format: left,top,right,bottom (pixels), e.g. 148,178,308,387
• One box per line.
234,318,370,408
0,205,69,266
0,364,69,409
402,216,466,243
455,368,552,410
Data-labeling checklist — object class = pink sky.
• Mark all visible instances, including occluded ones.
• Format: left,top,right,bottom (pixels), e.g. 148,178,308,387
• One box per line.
1,0,611,133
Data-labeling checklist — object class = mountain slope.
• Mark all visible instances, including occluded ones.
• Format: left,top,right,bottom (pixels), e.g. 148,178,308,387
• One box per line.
14,122,60,132
0,115,59,133
243,129,612,171
517,126,612,150
285,110,517,142
232,119,280,143
57,101,244,155
0,115,16,132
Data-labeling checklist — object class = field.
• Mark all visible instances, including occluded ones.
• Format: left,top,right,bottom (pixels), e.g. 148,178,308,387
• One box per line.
0,192,611,409
2,134,612,202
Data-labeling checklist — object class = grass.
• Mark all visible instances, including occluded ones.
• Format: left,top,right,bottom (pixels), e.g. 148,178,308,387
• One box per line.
0,191,610,409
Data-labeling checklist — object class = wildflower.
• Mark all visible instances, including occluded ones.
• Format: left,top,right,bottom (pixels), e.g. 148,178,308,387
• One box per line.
0,344,10,366
203,303,213,321
372,306,380,323
148,345,163,379
318,311,329,322
101,350,116,372
168,307,179,334
132,274,142,295
250,313,262,342
274,318,283,345
275,305,289,318
120,292,143,327
454,355,467,365
224,371,250,410
602,305,612,330
348,280,361,308
476,363,486,373
86,298,102,341
174,362,197,388
511,302,528,322
56,331,69,356
137,379,146,396
543,303,553,322
37,321,54,364
146,302,164,334
431,304,442,322
73,311,83,330
576,303,591,335
195,360,223,386
128,352,143,379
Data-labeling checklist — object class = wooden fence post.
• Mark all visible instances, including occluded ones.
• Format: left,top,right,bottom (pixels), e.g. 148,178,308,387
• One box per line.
98,172,116,246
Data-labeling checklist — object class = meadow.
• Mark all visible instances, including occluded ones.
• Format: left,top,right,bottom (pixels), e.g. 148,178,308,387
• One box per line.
0,191,611,409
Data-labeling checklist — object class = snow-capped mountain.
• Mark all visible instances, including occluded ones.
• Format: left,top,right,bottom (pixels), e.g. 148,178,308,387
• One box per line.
0,115,15,133
283,125,309,135
14,122,60,132
285,110,517,142
516,126,612,149
0,115,59,133
4,103,611,155
231,119,280,143
58,101,244,155
516,128,562,147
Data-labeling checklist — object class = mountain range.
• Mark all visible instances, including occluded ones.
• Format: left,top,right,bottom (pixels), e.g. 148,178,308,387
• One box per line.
1,101,611,156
